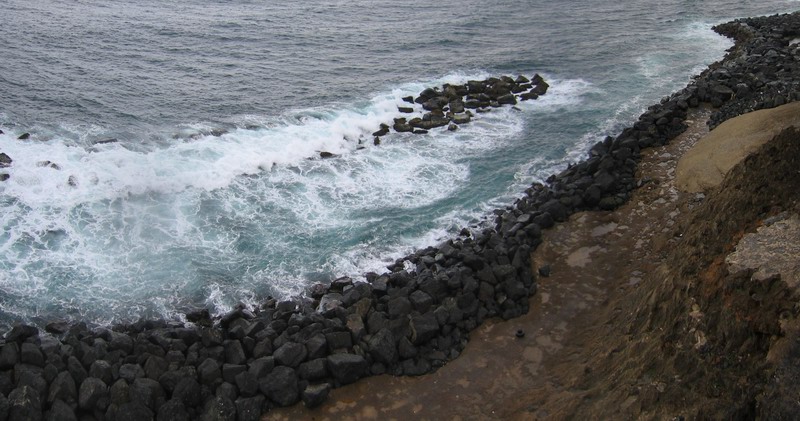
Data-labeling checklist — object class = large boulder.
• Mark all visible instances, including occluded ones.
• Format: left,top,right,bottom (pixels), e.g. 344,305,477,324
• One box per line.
326,353,367,385
234,371,259,397
199,395,235,421
452,113,471,124
393,118,413,133
273,342,307,368
234,396,265,421
0,343,19,369
129,378,165,412
197,358,221,385
422,96,449,111
118,363,145,382
410,312,440,345
223,341,246,366
302,383,331,409
79,377,109,411
115,401,154,421
172,377,202,408
497,93,517,105
297,356,327,381
467,80,486,93
449,101,465,114
157,399,190,421
367,328,397,364
414,87,439,104
46,399,76,421
47,372,77,406
6,325,38,342
259,366,299,407
144,356,168,381
87,361,112,386
8,386,42,421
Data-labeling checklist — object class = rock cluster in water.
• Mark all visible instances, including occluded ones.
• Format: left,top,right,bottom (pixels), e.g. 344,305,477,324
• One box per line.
372,74,549,140
3,11,800,421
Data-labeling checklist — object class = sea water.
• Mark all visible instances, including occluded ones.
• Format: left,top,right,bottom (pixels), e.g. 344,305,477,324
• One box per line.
1,0,797,328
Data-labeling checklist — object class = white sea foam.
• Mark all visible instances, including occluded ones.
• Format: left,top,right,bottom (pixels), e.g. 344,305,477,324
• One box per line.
4,72,588,324
309,75,594,281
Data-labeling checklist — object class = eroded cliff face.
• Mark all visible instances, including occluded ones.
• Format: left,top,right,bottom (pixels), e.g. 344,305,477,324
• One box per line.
574,126,800,420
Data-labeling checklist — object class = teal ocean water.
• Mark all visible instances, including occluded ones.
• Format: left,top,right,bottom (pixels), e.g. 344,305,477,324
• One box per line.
1,0,798,327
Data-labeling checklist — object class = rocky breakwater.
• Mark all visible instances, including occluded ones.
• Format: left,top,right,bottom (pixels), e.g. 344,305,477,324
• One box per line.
371,74,549,142
703,13,800,128
4,11,800,421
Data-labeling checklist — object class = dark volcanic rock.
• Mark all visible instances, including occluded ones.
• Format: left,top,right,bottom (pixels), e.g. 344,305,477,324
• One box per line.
8,386,42,421
0,394,7,421
259,366,299,407
324,331,352,352
200,395,236,421
0,343,19,369
235,396,265,421
497,93,517,105
115,401,154,421
274,342,307,368
44,321,69,334
302,383,331,408
119,363,145,382
47,372,77,406
172,377,202,408
367,328,397,364
298,358,328,381
410,312,440,345
79,377,109,411
198,358,221,385
157,399,190,421
327,353,367,385
6,325,38,342
47,399,76,421
234,371,259,397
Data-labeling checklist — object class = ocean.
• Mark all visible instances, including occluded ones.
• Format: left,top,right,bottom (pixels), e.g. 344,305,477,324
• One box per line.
0,0,797,328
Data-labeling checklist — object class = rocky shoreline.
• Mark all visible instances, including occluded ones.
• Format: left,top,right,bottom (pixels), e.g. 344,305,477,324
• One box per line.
2,11,800,421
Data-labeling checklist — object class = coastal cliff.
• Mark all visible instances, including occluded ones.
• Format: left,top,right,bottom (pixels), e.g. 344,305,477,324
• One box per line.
3,11,800,421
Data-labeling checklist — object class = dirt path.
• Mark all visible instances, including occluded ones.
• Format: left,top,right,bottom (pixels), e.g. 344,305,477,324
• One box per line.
265,107,712,421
